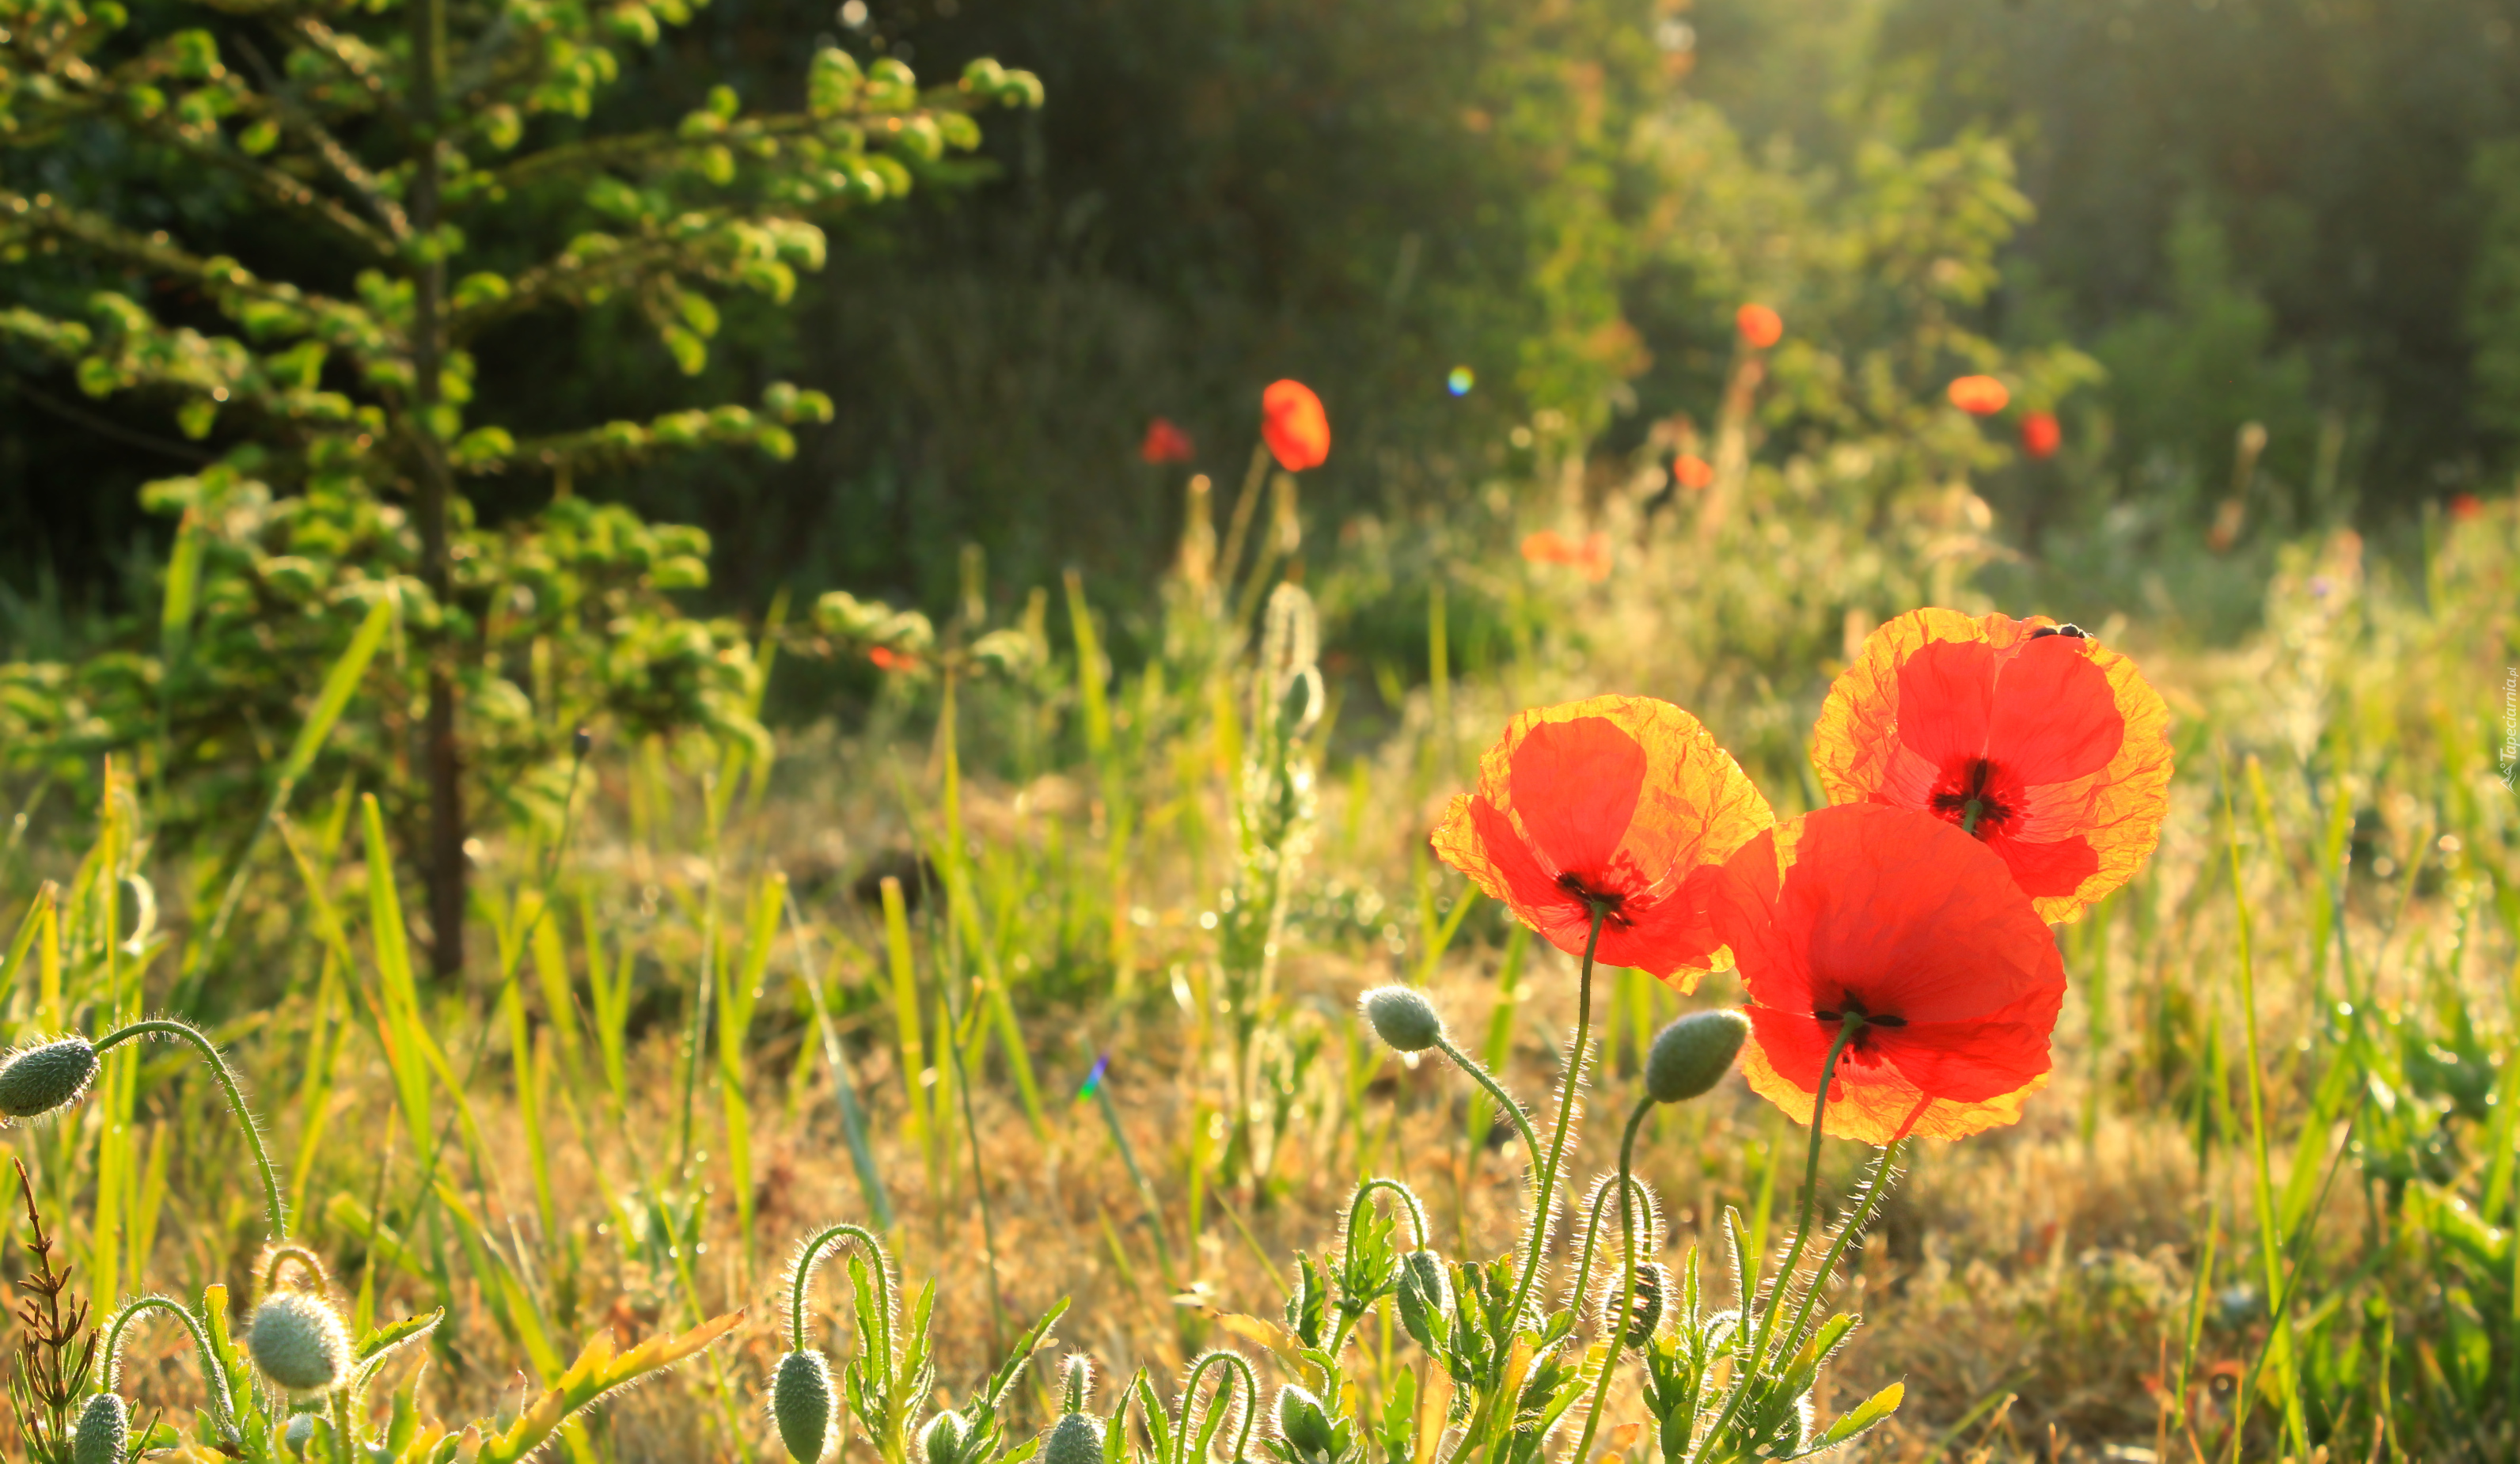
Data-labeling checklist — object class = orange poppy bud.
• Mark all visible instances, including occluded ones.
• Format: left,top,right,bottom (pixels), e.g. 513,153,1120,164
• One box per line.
2019,411,2061,460
1735,303,1783,350
1808,609,2172,923
1139,416,1194,465
1715,804,2066,1143
1948,375,2010,415
1261,380,1330,472
1432,696,1774,984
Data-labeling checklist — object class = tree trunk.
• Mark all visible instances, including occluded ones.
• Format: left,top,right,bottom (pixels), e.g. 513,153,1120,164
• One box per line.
412,0,464,978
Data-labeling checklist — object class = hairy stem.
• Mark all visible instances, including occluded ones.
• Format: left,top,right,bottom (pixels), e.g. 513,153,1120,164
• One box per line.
101,1295,233,1430
1505,903,1607,1329
1701,1012,1863,1447
788,1223,890,1352
1432,1031,1543,1173
1569,1099,1655,1464
94,1019,285,1241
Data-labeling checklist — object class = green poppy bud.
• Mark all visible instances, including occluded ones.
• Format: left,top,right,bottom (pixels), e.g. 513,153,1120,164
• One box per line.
920,1409,970,1464
1042,1412,1103,1464
1644,1011,1750,1104
1395,1250,1452,1355
0,1037,99,1122
772,1350,834,1463
1360,987,1441,1053
248,1291,351,1394
73,1392,126,1464
1596,1260,1668,1347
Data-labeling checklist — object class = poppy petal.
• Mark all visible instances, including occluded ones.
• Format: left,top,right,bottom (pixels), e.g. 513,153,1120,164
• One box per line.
1891,639,1997,772
1975,829,2101,900
1986,635,2122,783
1507,715,1647,884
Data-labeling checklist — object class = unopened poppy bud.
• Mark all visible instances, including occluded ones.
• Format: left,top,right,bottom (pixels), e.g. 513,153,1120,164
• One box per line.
0,1037,99,1122
1644,1011,1749,1104
248,1291,351,1395
1596,1261,1669,1347
772,1350,835,1463
73,1392,126,1464
284,1411,317,1458
1042,1412,1104,1464
573,726,594,758
920,1409,970,1464
1395,1250,1452,1354
1275,1384,1336,1458
1360,987,1441,1053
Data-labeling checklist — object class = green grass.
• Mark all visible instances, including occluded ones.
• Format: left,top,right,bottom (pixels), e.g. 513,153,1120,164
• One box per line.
0,481,2514,1462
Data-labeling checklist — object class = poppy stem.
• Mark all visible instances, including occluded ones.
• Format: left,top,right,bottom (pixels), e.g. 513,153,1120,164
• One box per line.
1703,1012,1863,1448
1568,1096,1655,1464
1430,1032,1542,1170
1505,902,1607,1330
1767,1139,1903,1369
94,1019,286,1242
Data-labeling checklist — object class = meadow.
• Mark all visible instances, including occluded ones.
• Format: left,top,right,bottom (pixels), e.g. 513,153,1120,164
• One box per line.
0,414,2512,1464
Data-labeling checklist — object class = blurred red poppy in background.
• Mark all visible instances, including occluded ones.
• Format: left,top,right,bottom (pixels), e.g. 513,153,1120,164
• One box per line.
1736,303,1784,350
2020,411,2061,460
1262,380,1331,471
2450,493,2483,522
1433,696,1774,984
1140,417,1195,465
1948,375,2010,415
1810,609,2172,923
1718,803,2066,1143
1520,529,1613,582
868,647,918,673
1673,453,1715,490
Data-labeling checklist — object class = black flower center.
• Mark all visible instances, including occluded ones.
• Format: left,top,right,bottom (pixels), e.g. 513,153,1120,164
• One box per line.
1930,757,2017,839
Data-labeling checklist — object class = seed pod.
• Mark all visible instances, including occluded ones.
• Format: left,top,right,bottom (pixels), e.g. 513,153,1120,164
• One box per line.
1042,1412,1104,1464
772,1350,835,1463
1644,1011,1750,1105
247,1291,351,1394
73,1392,126,1464
1359,987,1441,1054
919,1409,970,1464
0,1037,99,1122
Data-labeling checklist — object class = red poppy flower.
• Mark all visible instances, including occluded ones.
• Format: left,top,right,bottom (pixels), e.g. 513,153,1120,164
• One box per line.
1717,803,2066,1143
1140,417,1195,465
1948,375,2010,415
1673,453,1715,490
2020,411,2061,460
1432,696,1774,984
1811,608,2172,923
1735,304,1784,350
868,646,919,673
1520,530,1612,580
2450,493,2483,522
1262,380,1331,472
